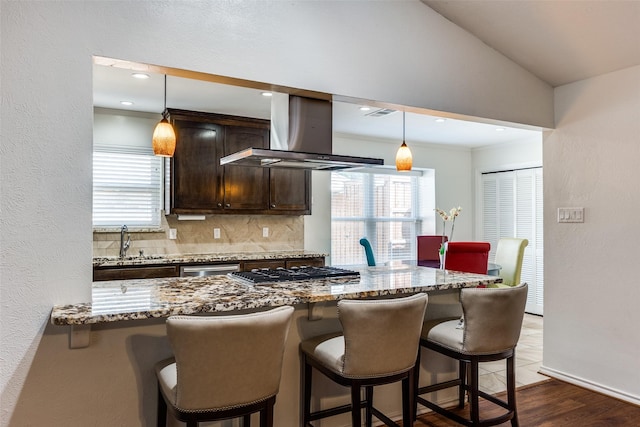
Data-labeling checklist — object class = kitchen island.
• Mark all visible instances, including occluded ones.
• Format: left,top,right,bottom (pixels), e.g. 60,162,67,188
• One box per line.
51,264,502,426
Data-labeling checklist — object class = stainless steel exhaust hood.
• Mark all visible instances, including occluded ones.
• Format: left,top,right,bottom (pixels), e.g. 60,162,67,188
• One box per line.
220,94,384,171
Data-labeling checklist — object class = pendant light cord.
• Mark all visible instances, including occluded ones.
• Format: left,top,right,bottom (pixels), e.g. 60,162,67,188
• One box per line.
162,75,167,119
403,111,406,142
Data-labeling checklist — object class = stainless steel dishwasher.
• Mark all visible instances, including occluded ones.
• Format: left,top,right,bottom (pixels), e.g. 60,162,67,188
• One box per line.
179,264,240,277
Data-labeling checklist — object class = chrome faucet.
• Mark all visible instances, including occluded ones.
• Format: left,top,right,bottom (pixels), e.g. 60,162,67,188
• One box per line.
119,225,131,258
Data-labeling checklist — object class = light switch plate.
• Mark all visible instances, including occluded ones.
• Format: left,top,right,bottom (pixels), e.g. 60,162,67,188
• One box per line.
213,228,220,239
169,228,177,239
558,207,584,223
263,227,269,238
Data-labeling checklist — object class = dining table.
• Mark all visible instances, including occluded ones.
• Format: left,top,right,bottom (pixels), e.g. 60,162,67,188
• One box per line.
416,260,502,276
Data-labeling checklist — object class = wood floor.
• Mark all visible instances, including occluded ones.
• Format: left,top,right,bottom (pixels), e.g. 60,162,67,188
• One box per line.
410,379,640,426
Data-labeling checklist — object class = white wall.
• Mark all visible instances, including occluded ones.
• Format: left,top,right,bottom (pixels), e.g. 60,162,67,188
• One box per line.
94,108,160,149
542,65,640,403
1,1,554,425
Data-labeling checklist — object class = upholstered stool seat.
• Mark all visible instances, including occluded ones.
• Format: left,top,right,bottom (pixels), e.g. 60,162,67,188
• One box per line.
301,293,428,427
156,306,294,427
416,284,528,427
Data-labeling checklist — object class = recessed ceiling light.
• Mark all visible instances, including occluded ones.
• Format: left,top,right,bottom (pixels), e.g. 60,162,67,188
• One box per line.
131,73,150,79
261,92,273,97
359,106,371,111
435,118,446,123
495,127,505,132
120,101,134,106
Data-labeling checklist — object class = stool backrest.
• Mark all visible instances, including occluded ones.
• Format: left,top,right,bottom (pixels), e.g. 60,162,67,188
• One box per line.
166,306,294,411
338,293,428,377
461,284,528,354
495,238,529,286
444,241,491,274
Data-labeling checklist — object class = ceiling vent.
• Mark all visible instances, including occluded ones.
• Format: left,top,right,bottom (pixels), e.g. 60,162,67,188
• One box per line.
365,108,397,117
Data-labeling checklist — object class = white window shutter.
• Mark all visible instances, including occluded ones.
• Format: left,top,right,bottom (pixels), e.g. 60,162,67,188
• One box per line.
93,149,163,228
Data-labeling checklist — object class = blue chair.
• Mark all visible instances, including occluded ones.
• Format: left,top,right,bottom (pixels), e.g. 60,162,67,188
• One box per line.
359,238,376,266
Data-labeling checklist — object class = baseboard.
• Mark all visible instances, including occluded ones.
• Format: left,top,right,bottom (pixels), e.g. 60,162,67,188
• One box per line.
539,365,640,406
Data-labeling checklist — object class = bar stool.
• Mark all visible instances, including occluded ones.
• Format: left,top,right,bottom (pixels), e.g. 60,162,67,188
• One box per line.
155,306,294,427
416,284,528,426
300,293,428,426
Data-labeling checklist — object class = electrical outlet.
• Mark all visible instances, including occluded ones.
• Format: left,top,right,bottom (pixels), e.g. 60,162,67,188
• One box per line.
263,227,269,238
213,228,220,239
169,228,177,239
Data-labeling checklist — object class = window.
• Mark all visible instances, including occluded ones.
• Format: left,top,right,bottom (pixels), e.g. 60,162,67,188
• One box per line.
331,169,433,266
481,167,543,315
92,146,163,228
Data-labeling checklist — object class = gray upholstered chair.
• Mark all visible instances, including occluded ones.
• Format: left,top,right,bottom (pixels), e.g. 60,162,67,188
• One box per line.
416,284,528,427
155,306,294,427
300,293,428,427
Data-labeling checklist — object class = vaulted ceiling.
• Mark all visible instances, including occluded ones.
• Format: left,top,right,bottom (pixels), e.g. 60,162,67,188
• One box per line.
422,0,640,87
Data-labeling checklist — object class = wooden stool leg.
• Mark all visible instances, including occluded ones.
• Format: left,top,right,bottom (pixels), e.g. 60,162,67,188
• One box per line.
156,385,167,427
469,357,480,425
261,398,274,427
243,413,251,427
402,371,414,426
458,359,467,408
365,386,373,427
507,353,519,427
302,356,312,426
351,383,362,427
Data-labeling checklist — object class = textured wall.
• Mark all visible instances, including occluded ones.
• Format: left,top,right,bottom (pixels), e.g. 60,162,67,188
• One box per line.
542,65,640,402
1,1,553,425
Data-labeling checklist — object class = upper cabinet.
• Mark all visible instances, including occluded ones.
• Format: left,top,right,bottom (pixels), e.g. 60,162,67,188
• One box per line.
167,109,311,215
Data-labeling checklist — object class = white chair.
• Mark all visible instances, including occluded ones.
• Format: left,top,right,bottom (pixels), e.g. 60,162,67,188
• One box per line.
417,284,528,426
301,293,428,426
156,306,294,427
493,238,529,287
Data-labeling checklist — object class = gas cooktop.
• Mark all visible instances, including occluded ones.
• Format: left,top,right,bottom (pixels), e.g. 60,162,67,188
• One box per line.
229,266,360,284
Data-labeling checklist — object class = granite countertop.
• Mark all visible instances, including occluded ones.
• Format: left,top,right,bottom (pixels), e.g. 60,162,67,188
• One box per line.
92,251,329,268
51,265,502,326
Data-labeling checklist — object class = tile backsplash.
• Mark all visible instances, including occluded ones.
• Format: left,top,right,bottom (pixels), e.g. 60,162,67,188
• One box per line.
93,215,304,257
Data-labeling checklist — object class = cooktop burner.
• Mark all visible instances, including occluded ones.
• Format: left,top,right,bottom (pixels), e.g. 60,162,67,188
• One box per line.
229,266,360,284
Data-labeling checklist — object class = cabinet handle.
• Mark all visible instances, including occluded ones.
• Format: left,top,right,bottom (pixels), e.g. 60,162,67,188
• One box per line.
217,203,222,208
271,204,276,208
225,203,231,208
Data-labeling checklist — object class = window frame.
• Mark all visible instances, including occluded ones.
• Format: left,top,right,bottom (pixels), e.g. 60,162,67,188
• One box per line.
92,145,164,230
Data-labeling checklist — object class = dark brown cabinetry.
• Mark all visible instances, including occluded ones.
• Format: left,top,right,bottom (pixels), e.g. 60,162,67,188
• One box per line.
93,265,179,281
167,109,310,215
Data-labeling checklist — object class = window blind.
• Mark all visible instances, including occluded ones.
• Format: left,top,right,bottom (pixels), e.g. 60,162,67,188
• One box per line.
481,167,544,315
331,170,424,266
93,148,163,228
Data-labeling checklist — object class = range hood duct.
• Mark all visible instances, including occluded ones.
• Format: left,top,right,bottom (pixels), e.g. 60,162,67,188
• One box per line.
220,94,384,171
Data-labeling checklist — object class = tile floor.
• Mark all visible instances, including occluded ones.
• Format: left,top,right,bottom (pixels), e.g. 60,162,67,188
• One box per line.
477,313,548,394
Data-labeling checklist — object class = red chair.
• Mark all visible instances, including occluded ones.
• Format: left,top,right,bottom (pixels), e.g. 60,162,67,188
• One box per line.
444,242,491,274
417,235,447,268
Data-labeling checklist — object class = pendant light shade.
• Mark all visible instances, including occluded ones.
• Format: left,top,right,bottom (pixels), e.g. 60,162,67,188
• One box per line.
396,112,412,171
152,75,176,157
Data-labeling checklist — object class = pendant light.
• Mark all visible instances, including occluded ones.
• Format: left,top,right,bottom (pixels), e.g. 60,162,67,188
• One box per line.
152,75,176,157
395,111,412,171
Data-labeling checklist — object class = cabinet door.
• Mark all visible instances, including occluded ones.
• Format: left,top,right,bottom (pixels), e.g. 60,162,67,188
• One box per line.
93,266,179,281
242,260,286,271
286,257,325,268
172,120,224,212
223,126,270,210
270,169,311,214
